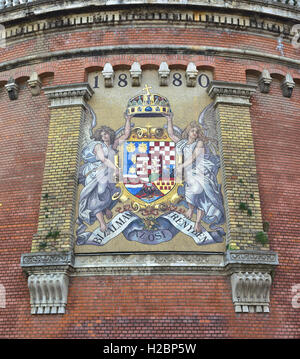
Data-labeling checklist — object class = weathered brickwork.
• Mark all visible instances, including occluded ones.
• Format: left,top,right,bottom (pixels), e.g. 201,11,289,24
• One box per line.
31,105,85,253
216,103,266,250
0,1,299,338
0,274,299,338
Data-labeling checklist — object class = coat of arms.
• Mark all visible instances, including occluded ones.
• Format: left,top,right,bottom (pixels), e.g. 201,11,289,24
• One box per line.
115,85,182,209
76,85,226,247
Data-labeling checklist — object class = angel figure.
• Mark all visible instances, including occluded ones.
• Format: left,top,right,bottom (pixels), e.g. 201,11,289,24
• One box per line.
77,112,132,233
165,111,225,233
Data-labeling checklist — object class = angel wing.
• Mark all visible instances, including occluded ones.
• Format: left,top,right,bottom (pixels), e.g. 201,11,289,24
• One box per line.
163,124,182,139
198,102,218,155
82,104,97,148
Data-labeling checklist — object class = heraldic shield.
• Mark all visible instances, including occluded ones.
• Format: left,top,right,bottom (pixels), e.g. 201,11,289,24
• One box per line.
114,85,183,208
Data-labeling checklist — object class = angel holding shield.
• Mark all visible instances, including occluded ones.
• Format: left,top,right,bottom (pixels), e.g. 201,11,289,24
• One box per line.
165,111,225,233
77,112,132,234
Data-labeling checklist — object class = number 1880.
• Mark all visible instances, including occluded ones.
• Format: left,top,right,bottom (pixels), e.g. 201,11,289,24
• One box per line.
93,73,210,88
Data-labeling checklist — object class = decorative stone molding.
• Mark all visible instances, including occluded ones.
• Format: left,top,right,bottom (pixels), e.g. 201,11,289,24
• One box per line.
226,251,278,313
21,251,75,268
43,83,94,108
158,62,170,86
73,250,278,276
1,1,300,24
5,77,19,100
185,62,198,87
231,271,272,313
207,81,257,106
28,272,69,315
27,72,42,96
74,253,225,276
281,73,295,98
130,62,142,87
21,252,74,315
258,69,272,93
225,250,279,267
102,62,114,88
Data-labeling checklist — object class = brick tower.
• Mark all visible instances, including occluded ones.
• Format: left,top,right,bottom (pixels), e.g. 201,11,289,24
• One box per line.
0,0,299,338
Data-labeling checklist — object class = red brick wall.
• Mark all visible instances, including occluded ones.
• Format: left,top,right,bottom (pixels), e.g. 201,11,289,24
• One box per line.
0,80,50,337
250,75,300,338
1,27,299,65
0,23,299,338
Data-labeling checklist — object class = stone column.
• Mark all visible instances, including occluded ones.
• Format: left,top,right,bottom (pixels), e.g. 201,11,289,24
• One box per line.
207,81,278,313
21,83,94,314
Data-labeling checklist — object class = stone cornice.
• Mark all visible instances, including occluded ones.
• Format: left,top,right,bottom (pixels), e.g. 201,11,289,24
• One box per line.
225,250,279,265
69,250,278,276
0,0,300,25
21,251,75,268
20,250,278,276
1,7,297,47
224,250,279,274
207,81,257,106
43,83,94,108
208,81,257,98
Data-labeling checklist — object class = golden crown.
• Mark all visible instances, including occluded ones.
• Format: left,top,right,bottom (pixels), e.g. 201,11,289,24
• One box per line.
126,84,171,117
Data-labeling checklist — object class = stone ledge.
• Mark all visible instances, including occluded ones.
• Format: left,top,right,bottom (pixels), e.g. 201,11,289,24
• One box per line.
21,251,75,269
20,250,278,276
43,83,94,108
73,252,225,276
225,250,279,266
70,250,278,276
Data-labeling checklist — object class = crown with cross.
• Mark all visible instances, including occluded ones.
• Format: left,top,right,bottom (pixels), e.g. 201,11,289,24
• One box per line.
126,84,172,117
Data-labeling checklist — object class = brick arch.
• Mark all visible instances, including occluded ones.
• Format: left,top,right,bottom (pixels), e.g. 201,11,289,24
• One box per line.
83,61,104,71
84,66,103,81
245,69,262,83
15,75,30,85
109,57,136,68
38,71,55,78
0,74,10,83
14,69,31,82
38,71,55,87
112,64,131,71
140,63,160,70
268,68,287,79
0,72,30,86
244,65,299,83
34,63,56,77
82,55,217,73
196,64,215,71
244,64,264,73
136,57,161,68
